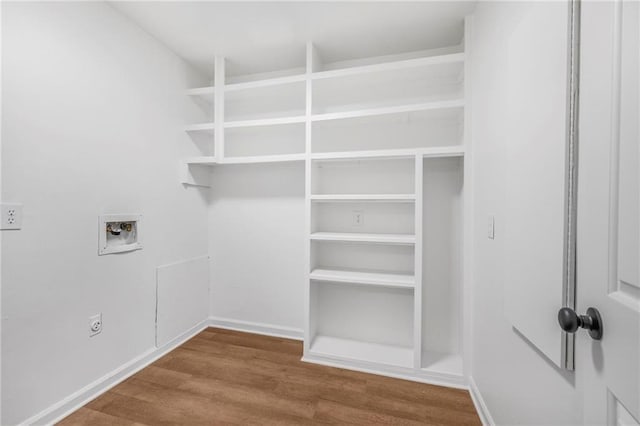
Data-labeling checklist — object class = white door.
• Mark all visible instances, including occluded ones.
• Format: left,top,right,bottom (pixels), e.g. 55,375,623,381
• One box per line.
578,0,639,424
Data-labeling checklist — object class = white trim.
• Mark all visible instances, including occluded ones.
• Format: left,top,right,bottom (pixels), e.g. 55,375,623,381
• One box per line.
19,320,210,426
462,14,475,382
214,56,225,160
413,155,424,369
468,376,495,426
207,316,304,340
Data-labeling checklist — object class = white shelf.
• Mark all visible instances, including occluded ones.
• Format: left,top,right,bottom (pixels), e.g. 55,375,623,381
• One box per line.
189,53,463,93
186,87,215,105
421,351,463,376
311,146,465,161
311,99,464,123
313,53,464,80
310,335,414,368
184,156,218,165
186,146,464,166
188,75,304,97
419,145,466,158
310,268,415,289
185,123,215,133
186,86,215,96
310,232,415,245
186,154,306,166
225,74,306,92
312,149,415,161
221,154,306,164
224,116,306,129
310,194,415,202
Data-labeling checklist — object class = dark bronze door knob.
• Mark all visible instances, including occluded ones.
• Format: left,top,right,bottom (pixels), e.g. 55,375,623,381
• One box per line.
558,307,603,340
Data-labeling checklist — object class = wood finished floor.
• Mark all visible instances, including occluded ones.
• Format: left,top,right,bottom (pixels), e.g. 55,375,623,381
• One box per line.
59,328,481,425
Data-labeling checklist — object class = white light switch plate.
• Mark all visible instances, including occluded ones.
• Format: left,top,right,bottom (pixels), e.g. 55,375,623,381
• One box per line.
488,215,495,239
1,203,23,230
352,210,364,227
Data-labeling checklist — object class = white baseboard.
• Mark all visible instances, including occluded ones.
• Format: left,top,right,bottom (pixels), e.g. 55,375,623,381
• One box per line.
20,319,210,426
207,316,303,341
302,354,467,390
469,375,495,426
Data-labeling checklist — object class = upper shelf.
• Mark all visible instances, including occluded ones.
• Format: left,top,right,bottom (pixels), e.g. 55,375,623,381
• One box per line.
225,74,306,92
184,146,465,167
185,154,306,165
313,53,464,81
186,87,215,104
311,99,463,123
224,115,306,129
187,99,463,132
186,51,464,98
311,146,465,161
184,123,215,133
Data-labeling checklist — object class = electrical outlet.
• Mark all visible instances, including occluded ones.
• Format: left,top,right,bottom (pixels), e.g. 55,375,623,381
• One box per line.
89,313,102,337
1,203,23,230
352,210,364,227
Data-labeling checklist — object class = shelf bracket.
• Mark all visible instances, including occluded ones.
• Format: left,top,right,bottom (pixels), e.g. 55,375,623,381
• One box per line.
180,161,211,188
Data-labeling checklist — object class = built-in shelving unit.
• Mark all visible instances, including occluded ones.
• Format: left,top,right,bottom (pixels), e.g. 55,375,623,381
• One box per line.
181,35,471,388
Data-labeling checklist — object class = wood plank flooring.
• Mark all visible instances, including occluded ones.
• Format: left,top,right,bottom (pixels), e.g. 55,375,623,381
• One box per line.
59,328,481,425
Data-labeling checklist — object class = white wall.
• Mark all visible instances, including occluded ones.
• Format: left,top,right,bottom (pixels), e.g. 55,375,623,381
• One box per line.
1,2,209,424
470,2,583,424
208,163,305,334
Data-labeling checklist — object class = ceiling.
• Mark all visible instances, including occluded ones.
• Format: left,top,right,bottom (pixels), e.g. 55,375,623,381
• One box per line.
110,1,476,78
